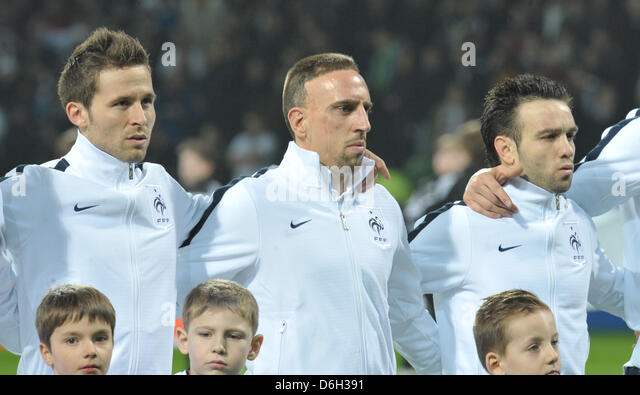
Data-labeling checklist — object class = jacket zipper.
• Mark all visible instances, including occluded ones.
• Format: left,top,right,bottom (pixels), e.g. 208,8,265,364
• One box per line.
278,320,287,373
548,196,560,318
338,204,366,372
124,182,140,374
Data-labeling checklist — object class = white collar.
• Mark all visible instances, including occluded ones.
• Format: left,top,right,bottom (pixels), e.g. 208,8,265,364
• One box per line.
278,141,376,199
61,131,143,188
504,177,569,217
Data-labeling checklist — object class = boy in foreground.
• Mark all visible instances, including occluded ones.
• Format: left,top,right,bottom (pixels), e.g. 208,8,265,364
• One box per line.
36,284,115,375
176,279,263,375
474,289,561,375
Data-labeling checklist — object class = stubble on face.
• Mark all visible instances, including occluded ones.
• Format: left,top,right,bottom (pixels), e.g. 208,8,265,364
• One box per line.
82,65,156,163
513,100,577,194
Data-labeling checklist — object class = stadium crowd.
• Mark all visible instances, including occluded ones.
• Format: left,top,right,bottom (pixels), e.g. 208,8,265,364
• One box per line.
1,0,639,215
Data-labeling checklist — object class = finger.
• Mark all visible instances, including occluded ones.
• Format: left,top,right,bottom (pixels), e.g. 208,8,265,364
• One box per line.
465,174,513,213
494,164,523,184
473,171,518,213
481,176,518,213
364,149,390,180
466,190,514,218
465,195,504,219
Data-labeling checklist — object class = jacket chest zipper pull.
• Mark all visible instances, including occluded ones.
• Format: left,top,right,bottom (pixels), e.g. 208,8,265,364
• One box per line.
340,213,349,230
555,195,560,210
129,164,134,180
279,320,287,334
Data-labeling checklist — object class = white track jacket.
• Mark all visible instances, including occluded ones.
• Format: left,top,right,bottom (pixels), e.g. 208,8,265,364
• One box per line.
568,109,640,331
0,132,210,374
178,142,441,374
409,177,636,374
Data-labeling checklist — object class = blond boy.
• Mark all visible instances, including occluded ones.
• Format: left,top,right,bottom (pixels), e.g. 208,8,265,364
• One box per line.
36,284,115,375
176,279,263,375
473,289,561,375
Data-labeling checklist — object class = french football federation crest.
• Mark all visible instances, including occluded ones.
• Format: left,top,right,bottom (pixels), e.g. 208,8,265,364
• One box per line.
563,222,585,264
368,208,390,247
147,185,171,228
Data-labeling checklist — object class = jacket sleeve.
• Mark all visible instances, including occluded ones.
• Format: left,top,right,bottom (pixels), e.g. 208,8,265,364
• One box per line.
409,204,472,294
568,109,640,217
0,185,20,353
165,172,215,247
585,217,640,329
176,182,259,313
388,206,441,374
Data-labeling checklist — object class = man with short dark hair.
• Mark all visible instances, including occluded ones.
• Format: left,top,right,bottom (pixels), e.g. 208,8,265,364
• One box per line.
410,74,638,374
178,53,440,374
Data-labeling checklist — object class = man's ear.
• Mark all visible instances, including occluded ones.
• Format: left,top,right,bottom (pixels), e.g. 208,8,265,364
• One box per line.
40,342,54,367
247,334,264,361
175,326,189,355
287,107,306,142
494,135,518,167
65,101,89,131
485,352,506,375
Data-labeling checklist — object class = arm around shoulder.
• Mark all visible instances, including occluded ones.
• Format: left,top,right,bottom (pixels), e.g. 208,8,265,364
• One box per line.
177,181,260,304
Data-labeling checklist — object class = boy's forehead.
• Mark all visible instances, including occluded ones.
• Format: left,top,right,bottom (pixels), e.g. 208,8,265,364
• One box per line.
191,306,253,329
504,309,555,340
54,315,113,334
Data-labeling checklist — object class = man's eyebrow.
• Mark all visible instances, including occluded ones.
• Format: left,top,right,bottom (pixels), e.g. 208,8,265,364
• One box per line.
331,99,374,109
536,126,579,135
109,92,156,103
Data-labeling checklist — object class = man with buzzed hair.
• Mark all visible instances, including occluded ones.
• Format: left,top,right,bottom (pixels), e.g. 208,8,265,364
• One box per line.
178,53,440,374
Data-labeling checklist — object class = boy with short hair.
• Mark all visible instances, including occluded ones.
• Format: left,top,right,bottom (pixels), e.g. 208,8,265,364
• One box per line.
36,284,116,375
176,279,263,375
473,289,561,375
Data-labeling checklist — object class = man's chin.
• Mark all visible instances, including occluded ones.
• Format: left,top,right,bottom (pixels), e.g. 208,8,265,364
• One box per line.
121,149,148,164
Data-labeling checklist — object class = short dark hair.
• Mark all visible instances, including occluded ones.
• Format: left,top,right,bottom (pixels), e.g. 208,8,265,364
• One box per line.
480,74,573,166
57,27,150,110
36,284,116,349
473,289,551,372
282,53,359,139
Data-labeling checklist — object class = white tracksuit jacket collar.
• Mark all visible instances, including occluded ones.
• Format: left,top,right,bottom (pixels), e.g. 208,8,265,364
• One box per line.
504,176,569,218
62,131,143,188
278,141,376,200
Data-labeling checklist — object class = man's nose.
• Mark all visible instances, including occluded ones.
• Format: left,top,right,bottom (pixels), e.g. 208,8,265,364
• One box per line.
558,134,575,159
354,104,371,134
130,102,148,126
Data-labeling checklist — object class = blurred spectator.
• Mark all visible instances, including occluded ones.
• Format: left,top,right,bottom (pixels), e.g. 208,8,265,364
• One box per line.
404,119,484,226
176,124,224,195
0,0,634,186
54,127,77,158
226,111,277,178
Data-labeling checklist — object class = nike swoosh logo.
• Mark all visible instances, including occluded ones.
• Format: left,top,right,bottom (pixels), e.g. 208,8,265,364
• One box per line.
498,244,522,252
290,219,312,229
74,204,99,212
